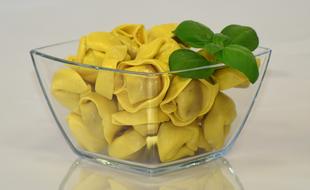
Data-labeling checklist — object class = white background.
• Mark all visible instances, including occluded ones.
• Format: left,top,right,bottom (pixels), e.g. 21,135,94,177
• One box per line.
0,0,310,189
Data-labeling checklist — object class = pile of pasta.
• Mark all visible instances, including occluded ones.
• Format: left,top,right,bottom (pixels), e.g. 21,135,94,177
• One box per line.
51,24,251,163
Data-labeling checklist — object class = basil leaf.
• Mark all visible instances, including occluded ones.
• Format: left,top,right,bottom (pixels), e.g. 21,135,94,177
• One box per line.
203,43,224,54
174,20,214,48
169,49,214,79
212,33,231,46
219,44,258,83
221,24,259,51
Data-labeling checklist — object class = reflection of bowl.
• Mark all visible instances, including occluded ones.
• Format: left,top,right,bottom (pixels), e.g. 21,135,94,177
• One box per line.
30,41,271,175
59,158,243,190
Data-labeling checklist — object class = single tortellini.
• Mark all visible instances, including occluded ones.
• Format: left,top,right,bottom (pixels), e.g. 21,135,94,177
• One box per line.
114,59,170,113
147,23,177,41
68,32,123,83
203,92,237,150
79,92,122,144
213,59,261,90
108,129,146,159
213,68,250,90
112,24,147,47
67,113,106,153
135,37,180,64
51,68,91,112
112,107,169,136
160,76,219,126
155,122,200,162
95,45,129,100
81,32,123,54
111,24,146,58
67,49,105,84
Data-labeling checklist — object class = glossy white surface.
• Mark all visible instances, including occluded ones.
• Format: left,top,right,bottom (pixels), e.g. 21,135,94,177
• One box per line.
0,0,309,189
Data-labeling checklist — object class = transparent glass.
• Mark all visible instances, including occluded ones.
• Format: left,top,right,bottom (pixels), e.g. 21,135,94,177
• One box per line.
60,158,243,190
30,40,271,175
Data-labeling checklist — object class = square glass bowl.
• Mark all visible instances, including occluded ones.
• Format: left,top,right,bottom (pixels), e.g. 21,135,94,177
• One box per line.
30,40,271,175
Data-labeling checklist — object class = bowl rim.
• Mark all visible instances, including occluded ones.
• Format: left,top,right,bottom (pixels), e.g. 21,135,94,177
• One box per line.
30,40,271,76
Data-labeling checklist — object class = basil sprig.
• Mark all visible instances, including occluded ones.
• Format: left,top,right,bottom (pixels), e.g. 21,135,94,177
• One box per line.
169,20,259,83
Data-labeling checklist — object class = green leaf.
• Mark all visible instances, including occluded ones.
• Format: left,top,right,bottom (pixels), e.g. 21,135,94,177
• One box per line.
219,44,258,83
221,24,259,51
203,43,224,54
169,49,214,79
212,33,231,46
174,20,214,48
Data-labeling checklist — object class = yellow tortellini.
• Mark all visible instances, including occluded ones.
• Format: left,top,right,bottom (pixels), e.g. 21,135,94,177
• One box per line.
203,93,237,150
135,37,180,63
67,113,106,153
67,92,125,153
115,59,170,113
67,49,105,83
50,23,254,163
108,129,146,159
198,128,212,151
112,107,169,125
112,107,169,136
112,24,147,58
160,76,219,126
132,123,159,136
51,68,91,112
95,45,129,100
80,92,121,144
156,122,200,162
112,24,147,47
68,32,123,83
213,68,250,90
213,59,261,90
148,23,177,41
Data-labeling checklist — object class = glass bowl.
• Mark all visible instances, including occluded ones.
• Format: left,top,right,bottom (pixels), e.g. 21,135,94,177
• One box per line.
59,158,243,190
30,40,271,175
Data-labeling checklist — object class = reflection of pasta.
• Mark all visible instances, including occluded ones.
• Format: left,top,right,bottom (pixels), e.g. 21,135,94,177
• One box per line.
69,158,237,190
51,23,248,163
